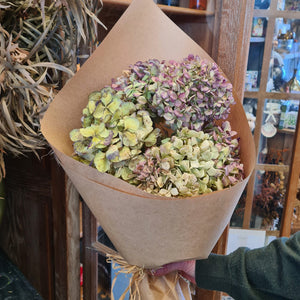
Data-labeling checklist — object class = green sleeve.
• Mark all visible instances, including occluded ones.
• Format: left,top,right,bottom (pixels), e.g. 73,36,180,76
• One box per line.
195,232,300,300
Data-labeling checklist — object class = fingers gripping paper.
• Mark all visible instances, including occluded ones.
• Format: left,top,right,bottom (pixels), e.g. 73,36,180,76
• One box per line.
41,0,255,268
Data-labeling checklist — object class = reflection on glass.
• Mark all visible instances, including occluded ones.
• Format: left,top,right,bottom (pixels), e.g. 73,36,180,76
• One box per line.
291,177,300,234
278,0,300,11
251,170,287,230
254,0,270,10
267,18,300,93
279,100,299,129
258,99,298,165
243,98,257,133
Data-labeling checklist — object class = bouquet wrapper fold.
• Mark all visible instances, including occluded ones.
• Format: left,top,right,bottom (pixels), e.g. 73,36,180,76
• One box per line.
41,0,256,268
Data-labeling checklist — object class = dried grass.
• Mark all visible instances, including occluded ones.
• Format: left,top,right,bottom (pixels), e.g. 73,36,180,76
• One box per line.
0,0,105,180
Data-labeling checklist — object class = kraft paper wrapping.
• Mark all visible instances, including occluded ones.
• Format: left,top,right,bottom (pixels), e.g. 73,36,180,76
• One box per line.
134,273,193,300
40,0,255,268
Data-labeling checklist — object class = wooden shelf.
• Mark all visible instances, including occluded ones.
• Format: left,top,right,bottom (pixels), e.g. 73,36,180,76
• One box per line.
256,163,290,173
278,128,296,135
244,90,300,100
253,9,300,18
244,91,259,98
102,0,214,16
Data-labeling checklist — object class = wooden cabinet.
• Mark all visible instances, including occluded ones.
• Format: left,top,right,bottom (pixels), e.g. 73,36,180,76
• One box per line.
230,0,300,241
1,1,277,300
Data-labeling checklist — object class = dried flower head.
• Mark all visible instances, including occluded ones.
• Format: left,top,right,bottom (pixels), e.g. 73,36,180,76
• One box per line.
70,87,161,175
111,54,234,131
130,122,243,197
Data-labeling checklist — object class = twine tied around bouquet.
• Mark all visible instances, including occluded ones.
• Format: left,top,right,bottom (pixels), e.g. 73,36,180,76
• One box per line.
92,241,193,300
92,241,145,300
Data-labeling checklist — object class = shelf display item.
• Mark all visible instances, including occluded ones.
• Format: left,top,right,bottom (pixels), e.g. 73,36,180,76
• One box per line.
261,101,281,138
284,0,300,11
264,102,281,125
277,35,294,51
252,18,265,37
252,170,286,230
275,18,295,51
268,18,300,92
157,0,179,6
277,0,286,11
261,122,277,138
286,68,300,92
284,110,298,129
268,50,285,92
278,102,288,129
246,112,256,132
278,100,299,129
189,0,207,10
254,0,270,9
243,98,257,132
245,70,259,91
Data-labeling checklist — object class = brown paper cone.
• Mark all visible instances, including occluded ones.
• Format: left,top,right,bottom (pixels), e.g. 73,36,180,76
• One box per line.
41,0,255,268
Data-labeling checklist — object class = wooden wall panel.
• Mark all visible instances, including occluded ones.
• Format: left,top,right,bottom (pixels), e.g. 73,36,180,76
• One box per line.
0,153,55,300
82,202,98,300
0,152,81,300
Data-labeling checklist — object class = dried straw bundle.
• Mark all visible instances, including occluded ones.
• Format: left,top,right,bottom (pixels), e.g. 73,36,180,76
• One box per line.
0,0,105,180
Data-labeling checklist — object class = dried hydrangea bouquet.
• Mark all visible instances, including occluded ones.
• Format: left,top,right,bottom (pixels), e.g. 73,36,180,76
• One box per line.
70,55,244,198
41,0,255,273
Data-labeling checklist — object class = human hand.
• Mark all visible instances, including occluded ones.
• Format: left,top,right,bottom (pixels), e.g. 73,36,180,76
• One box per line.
151,260,196,284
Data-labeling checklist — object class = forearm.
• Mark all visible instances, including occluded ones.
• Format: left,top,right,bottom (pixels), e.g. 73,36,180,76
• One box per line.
195,232,300,300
